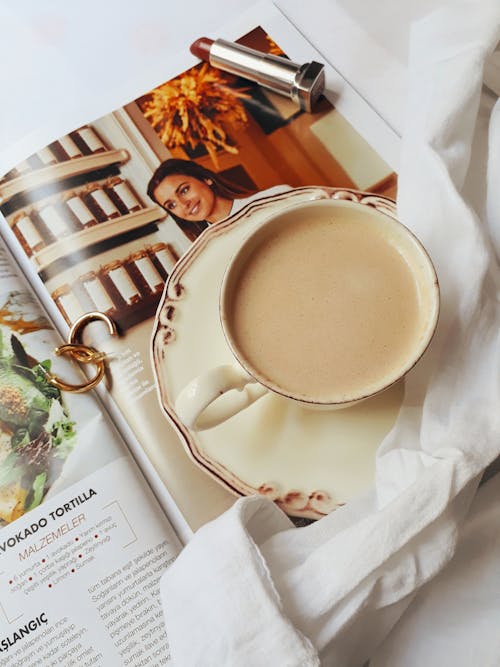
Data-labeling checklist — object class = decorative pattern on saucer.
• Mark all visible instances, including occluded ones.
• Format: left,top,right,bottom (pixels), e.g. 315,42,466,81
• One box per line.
259,483,340,516
152,187,404,519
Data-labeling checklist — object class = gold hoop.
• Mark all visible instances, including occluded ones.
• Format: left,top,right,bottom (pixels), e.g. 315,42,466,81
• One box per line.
68,311,118,346
46,312,117,393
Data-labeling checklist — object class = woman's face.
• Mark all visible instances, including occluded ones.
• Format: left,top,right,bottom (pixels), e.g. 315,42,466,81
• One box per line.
153,174,217,222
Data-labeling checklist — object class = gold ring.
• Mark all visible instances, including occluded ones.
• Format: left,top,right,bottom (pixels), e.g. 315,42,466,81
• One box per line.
69,311,118,346
46,312,117,393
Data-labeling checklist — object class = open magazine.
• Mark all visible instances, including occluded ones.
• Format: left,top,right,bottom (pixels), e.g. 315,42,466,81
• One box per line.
0,4,401,665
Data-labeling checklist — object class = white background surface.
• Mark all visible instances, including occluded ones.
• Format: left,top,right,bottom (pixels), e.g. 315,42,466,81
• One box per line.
0,0,449,171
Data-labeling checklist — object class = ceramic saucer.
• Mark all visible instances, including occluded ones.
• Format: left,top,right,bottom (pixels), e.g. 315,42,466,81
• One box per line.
151,187,404,519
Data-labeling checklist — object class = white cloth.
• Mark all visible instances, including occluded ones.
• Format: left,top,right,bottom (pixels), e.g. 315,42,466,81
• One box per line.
370,468,500,666
161,2,500,665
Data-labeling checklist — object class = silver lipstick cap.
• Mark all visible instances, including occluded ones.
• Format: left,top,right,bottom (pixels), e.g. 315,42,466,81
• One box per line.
209,39,325,113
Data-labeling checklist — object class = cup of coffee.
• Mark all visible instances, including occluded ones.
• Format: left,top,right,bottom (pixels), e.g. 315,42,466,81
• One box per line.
175,198,439,430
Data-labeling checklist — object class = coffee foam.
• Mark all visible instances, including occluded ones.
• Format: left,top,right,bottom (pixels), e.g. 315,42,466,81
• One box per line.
224,201,435,404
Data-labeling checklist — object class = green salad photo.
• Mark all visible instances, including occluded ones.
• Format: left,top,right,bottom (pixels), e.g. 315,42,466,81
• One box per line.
0,329,77,525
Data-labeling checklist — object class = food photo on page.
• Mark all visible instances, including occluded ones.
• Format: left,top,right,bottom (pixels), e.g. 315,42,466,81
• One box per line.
0,288,76,526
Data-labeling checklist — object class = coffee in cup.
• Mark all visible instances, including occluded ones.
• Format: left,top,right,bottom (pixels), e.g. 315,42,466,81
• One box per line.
175,198,439,429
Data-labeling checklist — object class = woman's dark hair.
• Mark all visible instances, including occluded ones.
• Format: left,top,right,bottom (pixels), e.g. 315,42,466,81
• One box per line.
146,159,256,242
147,158,254,207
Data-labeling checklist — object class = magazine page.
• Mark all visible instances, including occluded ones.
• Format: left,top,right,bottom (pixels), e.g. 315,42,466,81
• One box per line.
0,243,181,666
0,4,400,531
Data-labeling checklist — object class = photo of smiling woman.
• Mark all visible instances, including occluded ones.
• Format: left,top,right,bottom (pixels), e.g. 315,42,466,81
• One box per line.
147,158,288,242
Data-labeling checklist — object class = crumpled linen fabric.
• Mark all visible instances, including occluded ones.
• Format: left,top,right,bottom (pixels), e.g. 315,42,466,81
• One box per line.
370,469,500,666
160,2,500,665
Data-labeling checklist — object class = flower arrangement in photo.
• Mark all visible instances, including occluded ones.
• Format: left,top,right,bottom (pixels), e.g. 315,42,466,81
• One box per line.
139,63,249,167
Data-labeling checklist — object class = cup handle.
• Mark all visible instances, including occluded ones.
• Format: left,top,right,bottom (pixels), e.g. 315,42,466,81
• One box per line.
175,364,268,431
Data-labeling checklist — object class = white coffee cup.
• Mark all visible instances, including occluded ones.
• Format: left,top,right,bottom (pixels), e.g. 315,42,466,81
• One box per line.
175,198,439,430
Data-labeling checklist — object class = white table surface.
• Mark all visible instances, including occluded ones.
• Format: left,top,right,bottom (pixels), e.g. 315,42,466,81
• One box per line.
0,0,449,172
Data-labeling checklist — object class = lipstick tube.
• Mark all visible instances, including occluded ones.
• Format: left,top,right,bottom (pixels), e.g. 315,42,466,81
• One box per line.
191,38,324,112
